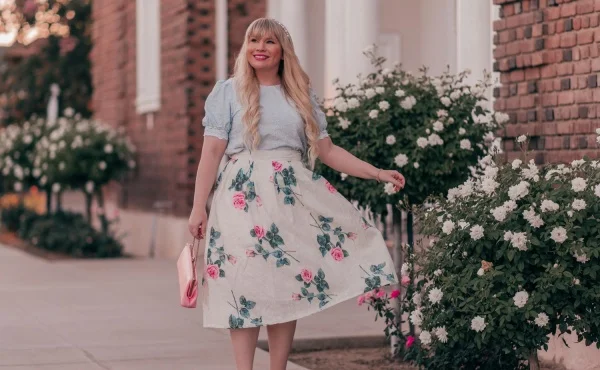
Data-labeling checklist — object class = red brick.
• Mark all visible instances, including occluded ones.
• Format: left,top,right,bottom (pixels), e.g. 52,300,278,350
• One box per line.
591,14,599,27
510,70,525,82
541,64,558,78
576,89,593,103
582,16,591,28
503,4,515,17
494,45,507,59
506,15,521,29
561,2,578,17
543,122,558,135
521,40,536,53
494,19,507,31
577,0,595,14
592,58,600,71
507,96,521,110
545,6,561,20
578,29,595,44
593,89,600,102
575,60,592,74
574,17,583,30
581,45,591,59
516,28,525,40
594,0,600,11
542,93,558,106
548,22,556,35
532,24,544,37
557,122,574,134
518,82,529,95
556,20,565,34
558,91,575,105
557,63,574,76
508,42,521,55
546,35,561,49
526,68,541,80
540,79,555,92
560,33,577,47
521,95,536,108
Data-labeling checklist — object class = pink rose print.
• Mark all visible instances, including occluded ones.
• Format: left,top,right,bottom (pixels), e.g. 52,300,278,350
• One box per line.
256,195,263,207
364,290,374,300
347,232,357,240
246,249,256,257
227,255,237,265
205,264,220,280
330,247,345,262
292,293,302,301
324,180,337,193
375,288,386,298
254,226,266,239
357,295,366,306
269,175,274,183
300,269,313,284
405,336,415,348
401,275,411,286
233,192,246,210
390,289,401,299
272,161,283,172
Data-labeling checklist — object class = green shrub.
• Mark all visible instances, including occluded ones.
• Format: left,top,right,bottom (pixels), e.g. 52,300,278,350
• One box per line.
0,204,37,232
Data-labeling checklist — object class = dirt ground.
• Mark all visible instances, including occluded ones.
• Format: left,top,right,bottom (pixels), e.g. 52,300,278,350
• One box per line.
289,346,567,370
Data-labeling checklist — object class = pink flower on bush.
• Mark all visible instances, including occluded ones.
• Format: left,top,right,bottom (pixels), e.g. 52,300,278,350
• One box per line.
347,232,357,240
375,288,386,298
205,264,220,280
325,180,337,193
233,192,246,210
227,255,237,265
246,249,256,257
405,336,415,348
401,275,411,286
254,225,266,239
390,289,401,299
330,247,344,261
272,161,283,172
357,295,366,306
301,269,313,283
292,293,302,301
364,290,374,300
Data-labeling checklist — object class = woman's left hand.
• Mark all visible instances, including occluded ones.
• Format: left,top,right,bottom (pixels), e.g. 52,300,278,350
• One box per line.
377,169,406,191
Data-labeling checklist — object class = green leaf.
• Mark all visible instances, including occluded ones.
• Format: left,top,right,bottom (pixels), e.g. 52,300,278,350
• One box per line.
245,300,256,309
301,287,309,296
317,235,327,246
240,308,250,318
229,314,238,329
239,296,247,306
273,235,284,245
318,268,325,279
343,250,349,257
273,250,283,258
250,229,256,238
319,246,327,257
282,187,292,195
507,249,515,261
319,300,328,308
295,274,303,282
338,234,345,243
322,223,331,231
284,196,295,205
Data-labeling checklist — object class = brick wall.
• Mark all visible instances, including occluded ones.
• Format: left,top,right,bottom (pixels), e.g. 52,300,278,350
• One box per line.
493,0,600,164
91,0,266,217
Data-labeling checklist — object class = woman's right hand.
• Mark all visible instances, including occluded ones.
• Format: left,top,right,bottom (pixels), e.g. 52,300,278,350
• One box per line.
188,205,207,239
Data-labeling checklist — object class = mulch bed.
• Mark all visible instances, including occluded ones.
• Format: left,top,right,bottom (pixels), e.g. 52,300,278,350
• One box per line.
289,346,566,370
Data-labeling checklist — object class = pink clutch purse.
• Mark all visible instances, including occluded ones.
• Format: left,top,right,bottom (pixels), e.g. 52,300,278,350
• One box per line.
177,236,201,308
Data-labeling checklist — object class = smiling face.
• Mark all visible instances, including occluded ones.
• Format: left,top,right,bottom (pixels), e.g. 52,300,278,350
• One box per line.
246,32,283,74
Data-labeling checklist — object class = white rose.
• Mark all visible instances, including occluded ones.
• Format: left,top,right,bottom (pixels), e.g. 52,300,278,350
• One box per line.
417,137,428,148
410,309,423,326
491,206,507,222
471,316,486,332
511,232,529,251
441,97,452,107
571,177,587,192
477,268,484,276
437,109,448,118
338,118,351,129
434,327,448,343
394,153,408,167
572,199,586,211
52,183,61,193
428,288,443,304
400,96,416,110
85,181,94,193
378,101,390,111
413,162,420,169
369,110,379,119
13,182,22,192
540,200,559,212
512,159,522,169
470,225,484,240
459,127,466,135
534,313,549,327
395,89,405,98
433,121,444,132
513,290,529,308
442,220,455,234
517,135,527,143
99,161,107,170
365,89,376,99
383,182,398,195
386,135,396,145
550,226,567,244
347,98,360,109
460,139,472,150
419,330,432,345
375,87,385,94
428,134,444,146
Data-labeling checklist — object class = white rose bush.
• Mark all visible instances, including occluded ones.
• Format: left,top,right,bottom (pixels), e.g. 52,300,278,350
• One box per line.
314,46,509,216
406,137,600,369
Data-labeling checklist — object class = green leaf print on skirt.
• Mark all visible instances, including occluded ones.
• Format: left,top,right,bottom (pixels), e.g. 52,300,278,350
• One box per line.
229,161,260,212
272,160,304,206
310,214,355,261
293,268,334,309
203,227,236,285
228,291,263,328
360,263,396,293
247,223,299,267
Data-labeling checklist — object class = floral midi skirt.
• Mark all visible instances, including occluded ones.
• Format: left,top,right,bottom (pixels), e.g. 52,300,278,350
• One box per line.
201,149,398,329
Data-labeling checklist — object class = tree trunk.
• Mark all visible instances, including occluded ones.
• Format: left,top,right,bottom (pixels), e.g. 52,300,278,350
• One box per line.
95,188,108,234
45,189,52,214
55,191,63,212
391,207,403,356
84,192,92,223
529,352,540,370
406,210,415,336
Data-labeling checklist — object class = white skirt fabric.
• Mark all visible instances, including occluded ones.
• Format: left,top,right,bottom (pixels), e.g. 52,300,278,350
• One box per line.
201,149,398,329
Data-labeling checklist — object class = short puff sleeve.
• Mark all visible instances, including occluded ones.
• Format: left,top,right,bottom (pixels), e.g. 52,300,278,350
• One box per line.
309,88,329,140
202,80,232,140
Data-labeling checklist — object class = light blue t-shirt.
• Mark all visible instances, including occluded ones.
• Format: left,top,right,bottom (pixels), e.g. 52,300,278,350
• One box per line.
201,79,329,158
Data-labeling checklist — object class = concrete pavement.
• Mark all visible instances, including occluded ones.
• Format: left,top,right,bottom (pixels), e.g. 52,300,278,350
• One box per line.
0,243,386,369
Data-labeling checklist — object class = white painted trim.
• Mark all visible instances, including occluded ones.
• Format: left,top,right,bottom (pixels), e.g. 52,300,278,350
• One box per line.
135,0,161,115
216,0,228,81
456,0,462,72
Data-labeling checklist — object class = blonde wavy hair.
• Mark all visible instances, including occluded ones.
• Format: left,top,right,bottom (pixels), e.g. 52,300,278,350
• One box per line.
233,18,321,169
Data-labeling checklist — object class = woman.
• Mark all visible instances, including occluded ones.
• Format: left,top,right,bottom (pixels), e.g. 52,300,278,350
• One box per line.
188,18,405,370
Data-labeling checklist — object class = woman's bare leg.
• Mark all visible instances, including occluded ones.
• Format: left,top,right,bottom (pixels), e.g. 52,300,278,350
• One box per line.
230,327,261,370
266,320,297,370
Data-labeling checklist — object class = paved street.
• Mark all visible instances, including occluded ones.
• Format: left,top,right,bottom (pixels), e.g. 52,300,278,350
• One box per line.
0,244,386,369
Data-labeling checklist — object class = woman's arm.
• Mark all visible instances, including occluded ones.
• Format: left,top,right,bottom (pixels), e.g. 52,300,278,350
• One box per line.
188,136,227,238
316,137,405,188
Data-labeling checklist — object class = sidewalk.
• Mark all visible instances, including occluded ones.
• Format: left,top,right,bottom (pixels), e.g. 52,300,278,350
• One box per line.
0,244,386,370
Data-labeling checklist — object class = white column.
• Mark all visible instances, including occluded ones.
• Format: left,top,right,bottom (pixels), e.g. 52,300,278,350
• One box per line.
279,0,308,68
419,0,457,76
325,0,346,98
344,0,380,82
456,0,492,86
267,0,281,19
215,0,228,81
